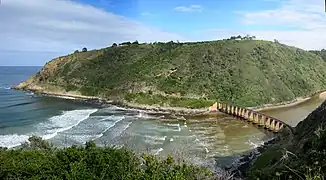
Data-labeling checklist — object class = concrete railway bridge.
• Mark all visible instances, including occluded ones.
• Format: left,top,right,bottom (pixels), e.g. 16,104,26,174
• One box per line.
208,102,294,133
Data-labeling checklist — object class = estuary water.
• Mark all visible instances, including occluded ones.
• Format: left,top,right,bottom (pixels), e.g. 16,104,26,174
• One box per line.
0,66,323,167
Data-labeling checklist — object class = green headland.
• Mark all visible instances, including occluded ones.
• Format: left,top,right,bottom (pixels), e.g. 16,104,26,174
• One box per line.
14,39,326,109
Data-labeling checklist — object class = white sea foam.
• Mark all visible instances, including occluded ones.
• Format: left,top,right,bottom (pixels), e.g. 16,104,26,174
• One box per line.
97,115,126,122
91,116,127,141
0,134,30,149
144,135,167,141
143,135,167,145
136,111,156,119
0,109,98,148
0,86,10,90
154,148,164,155
123,122,132,131
52,95,76,100
38,109,98,140
204,147,209,153
166,123,180,127
166,123,181,131
245,139,264,148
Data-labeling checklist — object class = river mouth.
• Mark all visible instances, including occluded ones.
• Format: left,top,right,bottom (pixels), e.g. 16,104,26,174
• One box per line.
45,106,276,168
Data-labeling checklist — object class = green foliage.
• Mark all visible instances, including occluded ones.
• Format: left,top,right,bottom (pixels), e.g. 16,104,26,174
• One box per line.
309,49,326,61
120,41,131,46
248,101,326,179
82,47,87,52
32,39,326,107
0,137,214,180
124,93,215,108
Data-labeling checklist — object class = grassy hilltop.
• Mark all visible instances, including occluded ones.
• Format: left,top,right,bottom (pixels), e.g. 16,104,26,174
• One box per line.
15,39,326,108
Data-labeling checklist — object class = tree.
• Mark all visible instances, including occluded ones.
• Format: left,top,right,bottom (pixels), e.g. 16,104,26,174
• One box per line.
112,43,118,47
74,50,79,53
120,42,131,46
82,47,87,52
236,35,242,39
132,40,139,45
229,36,236,40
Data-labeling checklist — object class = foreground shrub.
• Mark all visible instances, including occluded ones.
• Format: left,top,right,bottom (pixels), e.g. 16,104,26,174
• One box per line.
0,137,215,180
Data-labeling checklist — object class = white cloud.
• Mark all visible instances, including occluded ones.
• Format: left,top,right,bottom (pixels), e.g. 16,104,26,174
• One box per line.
0,0,186,65
174,5,203,12
238,0,326,50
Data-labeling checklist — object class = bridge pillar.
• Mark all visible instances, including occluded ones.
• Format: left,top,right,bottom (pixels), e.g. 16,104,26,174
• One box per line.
265,117,271,129
270,119,276,131
231,106,234,115
222,104,226,112
239,108,242,118
209,102,218,111
274,121,280,132
254,113,259,124
245,110,249,120
279,123,284,131
218,103,222,110
243,109,246,119
252,113,256,123
234,107,238,116
259,115,266,127
243,110,248,119
248,111,254,122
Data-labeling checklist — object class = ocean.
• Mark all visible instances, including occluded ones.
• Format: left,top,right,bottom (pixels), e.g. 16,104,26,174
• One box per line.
0,66,270,167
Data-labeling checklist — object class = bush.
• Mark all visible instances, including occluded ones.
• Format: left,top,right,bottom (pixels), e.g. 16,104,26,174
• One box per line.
0,137,215,180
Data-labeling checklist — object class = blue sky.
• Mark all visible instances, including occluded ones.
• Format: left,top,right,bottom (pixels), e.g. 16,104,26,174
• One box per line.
1,0,326,66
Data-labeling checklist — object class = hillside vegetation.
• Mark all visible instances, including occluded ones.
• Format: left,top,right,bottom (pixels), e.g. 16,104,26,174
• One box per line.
16,39,326,108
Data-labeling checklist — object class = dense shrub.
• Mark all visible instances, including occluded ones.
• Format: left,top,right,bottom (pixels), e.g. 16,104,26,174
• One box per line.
0,136,215,180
